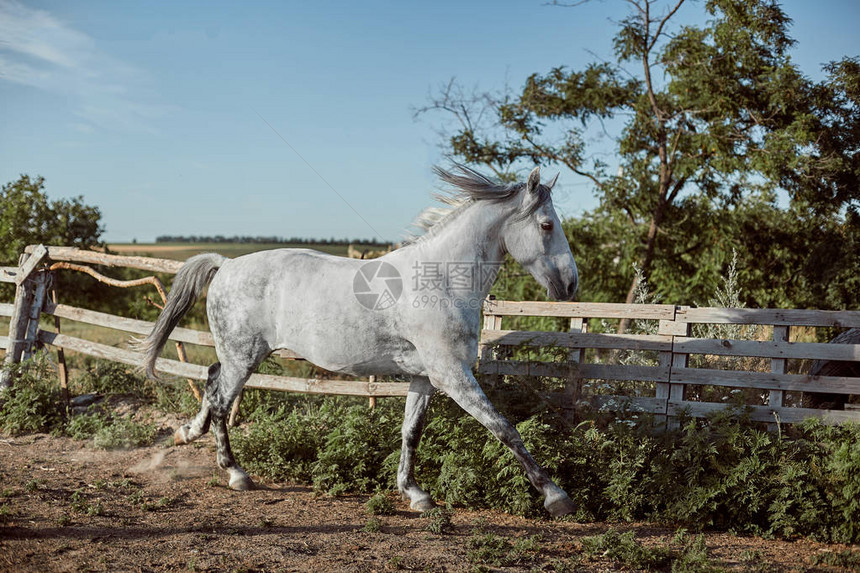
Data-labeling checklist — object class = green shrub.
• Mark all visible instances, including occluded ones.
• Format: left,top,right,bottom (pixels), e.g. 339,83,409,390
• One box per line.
0,356,65,435
810,549,860,568
73,361,198,417
65,411,110,440
465,532,541,567
311,401,401,495
73,361,147,396
91,414,157,449
422,507,454,535
581,529,673,570
231,402,332,483
365,492,395,516
362,517,382,533
150,379,200,416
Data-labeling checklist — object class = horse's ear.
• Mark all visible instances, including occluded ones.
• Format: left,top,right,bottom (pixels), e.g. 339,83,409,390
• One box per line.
546,172,559,191
527,166,541,193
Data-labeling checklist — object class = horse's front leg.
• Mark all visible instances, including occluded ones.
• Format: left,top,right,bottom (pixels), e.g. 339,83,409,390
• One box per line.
428,362,576,517
397,376,436,511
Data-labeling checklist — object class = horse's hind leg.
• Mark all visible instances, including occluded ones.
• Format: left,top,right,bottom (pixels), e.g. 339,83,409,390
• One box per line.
173,363,218,445
206,356,260,491
397,376,436,511
211,408,253,490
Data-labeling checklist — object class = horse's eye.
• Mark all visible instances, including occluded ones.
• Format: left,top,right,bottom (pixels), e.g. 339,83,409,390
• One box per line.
540,221,553,232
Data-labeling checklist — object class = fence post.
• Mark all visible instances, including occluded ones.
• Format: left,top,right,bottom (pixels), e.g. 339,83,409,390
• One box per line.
22,271,48,362
654,311,676,427
48,277,70,406
661,306,691,430
1,246,48,390
564,317,587,419
768,325,789,432
0,255,30,390
479,296,502,389
368,375,377,409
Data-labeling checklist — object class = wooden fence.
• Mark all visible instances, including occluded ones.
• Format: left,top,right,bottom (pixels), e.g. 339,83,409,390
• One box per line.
2,245,860,425
479,299,860,425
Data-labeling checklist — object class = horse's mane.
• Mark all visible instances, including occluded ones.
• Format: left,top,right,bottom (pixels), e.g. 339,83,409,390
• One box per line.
405,165,552,244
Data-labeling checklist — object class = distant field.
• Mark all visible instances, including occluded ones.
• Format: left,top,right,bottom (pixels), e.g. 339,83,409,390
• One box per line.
108,242,351,261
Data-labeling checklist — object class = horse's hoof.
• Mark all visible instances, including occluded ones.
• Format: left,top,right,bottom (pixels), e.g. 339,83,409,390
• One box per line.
545,496,577,518
229,474,255,491
410,498,436,512
173,426,189,446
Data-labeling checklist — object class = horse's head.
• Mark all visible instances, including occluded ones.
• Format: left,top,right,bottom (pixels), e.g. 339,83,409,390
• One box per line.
501,167,578,301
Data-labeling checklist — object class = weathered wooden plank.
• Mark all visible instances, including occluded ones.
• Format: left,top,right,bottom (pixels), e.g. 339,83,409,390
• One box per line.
666,400,860,425
2,253,35,387
592,395,667,414
482,299,676,320
43,303,215,346
37,331,208,379
477,360,670,382
36,331,407,397
48,288,70,405
16,245,47,286
45,304,307,360
246,374,409,397
658,317,690,336
41,303,309,359
673,337,860,362
22,272,48,360
677,307,860,328
27,245,184,274
654,306,679,421
563,317,587,409
768,326,788,431
480,329,673,352
0,267,17,284
667,320,692,430
0,303,13,317
671,367,860,394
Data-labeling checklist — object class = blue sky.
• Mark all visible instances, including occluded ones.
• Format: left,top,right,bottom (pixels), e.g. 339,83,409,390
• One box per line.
1,1,858,243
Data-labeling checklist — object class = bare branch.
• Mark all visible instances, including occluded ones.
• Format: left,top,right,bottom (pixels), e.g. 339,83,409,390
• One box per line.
522,134,606,190
648,0,686,53
543,0,593,7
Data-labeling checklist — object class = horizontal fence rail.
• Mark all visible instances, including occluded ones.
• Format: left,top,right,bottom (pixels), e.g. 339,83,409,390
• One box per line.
2,245,859,425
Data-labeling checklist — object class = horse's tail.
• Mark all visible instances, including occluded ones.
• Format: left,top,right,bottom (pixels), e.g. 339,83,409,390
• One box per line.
136,253,226,379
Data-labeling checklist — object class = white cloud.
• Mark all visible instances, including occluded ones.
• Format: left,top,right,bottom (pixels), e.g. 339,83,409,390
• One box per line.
0,0,174,133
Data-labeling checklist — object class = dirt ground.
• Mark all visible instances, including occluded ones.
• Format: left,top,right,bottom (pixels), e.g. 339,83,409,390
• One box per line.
0,418,857,573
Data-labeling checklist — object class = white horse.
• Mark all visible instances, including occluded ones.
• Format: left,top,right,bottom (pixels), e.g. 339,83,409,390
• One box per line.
139,165,579,516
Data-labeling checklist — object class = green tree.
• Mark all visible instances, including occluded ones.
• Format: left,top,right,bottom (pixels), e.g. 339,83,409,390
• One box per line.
0,175,103,265
420,0,858,311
